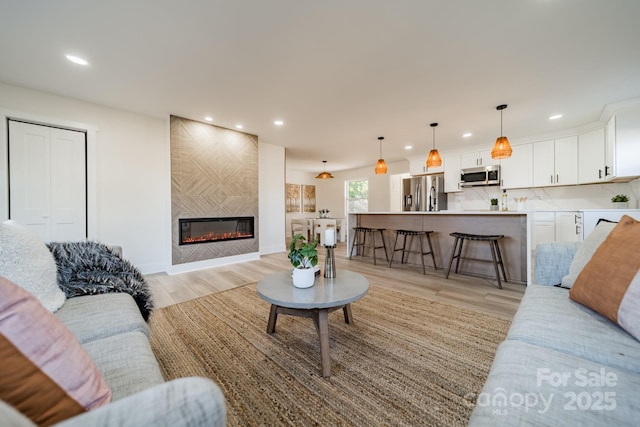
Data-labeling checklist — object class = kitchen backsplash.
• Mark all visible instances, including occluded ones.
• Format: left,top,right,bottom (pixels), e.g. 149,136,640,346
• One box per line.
447,179,640,211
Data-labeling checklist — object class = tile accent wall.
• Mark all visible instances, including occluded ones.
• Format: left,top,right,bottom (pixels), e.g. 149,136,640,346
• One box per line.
170,115,259,265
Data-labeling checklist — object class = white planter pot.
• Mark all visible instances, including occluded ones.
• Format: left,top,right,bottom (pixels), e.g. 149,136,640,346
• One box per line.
292,268,315,288
612,202,629,209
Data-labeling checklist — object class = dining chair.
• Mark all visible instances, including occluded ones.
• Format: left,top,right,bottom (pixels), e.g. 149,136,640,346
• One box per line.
290,218,310,240
335,218,347,243
314,219,337,246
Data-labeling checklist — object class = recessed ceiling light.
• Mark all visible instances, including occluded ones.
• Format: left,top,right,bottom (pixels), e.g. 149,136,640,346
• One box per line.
236,124,243,129
549,114,563,120
205,116,213,122
404,145,413,150
274,120,284,126
462,133,472,138
65,54,88,66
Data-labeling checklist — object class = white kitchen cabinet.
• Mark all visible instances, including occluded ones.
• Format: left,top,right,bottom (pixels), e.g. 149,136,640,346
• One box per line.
443,154,461,193
409,158,427,176
605,115,615,179
606,107,640,180
531,212,555,249
578,128,606,184
500,143,533,189
408,156,443,175
532,136,578,187
460,150,499,169
555,211,582,242
531,211,582,250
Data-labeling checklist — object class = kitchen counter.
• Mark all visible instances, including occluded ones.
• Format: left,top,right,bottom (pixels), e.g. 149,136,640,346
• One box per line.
347,212,529,284
365,210,528,215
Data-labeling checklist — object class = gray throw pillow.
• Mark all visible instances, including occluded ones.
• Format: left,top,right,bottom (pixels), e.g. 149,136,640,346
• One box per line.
561,221,617,288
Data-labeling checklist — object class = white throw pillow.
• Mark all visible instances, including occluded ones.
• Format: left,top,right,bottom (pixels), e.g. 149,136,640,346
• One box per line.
561,220,617,288
0,220,65,311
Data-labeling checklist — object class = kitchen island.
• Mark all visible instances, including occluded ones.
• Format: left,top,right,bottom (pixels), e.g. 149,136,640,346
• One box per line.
347,211,529,284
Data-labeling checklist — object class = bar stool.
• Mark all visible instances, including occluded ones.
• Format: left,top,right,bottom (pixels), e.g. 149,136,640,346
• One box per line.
388,230,437,274
349,227,388,265
445,232,507,289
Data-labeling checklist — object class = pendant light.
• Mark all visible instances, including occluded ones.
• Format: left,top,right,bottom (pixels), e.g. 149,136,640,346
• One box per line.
491,104,513,159
375,136,388,174
426,122,442,167
315,160,334,179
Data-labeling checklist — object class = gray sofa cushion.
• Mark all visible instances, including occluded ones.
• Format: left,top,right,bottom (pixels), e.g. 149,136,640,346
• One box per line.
506,285,640,374
469,340,640,426
0,400,36,427
82,331,164,400
534,242,582,285
55,293,149,344
54,377,226,427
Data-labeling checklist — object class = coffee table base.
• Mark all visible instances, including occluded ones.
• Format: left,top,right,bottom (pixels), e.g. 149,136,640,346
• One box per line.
266,303,354,377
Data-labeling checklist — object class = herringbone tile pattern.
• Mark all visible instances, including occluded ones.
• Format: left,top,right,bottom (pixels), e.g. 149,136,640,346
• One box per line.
170,116,259,264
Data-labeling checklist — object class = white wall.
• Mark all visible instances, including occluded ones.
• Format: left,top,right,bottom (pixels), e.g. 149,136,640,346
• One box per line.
312,160,409,217
0,82,287,273
284,169,317,238
0,82,169,273
259,142,286,254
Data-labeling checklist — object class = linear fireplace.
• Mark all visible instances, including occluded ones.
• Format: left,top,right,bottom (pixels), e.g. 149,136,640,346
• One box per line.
179,216,254,245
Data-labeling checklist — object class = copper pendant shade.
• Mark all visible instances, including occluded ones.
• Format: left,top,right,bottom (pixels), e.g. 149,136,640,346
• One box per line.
491,104,513,159
315,160,334,179
426,122,442,167
375,136,388,174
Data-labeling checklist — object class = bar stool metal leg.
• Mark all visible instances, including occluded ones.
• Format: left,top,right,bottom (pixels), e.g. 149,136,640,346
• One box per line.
445,235,461,279
425,232,437,270
493,240,508,282
417,233,426,274
488,240,503,289
349,228,358,259
388,232,401,268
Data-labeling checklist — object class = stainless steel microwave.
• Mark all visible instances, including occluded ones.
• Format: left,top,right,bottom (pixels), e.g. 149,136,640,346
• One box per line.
460,165,500,187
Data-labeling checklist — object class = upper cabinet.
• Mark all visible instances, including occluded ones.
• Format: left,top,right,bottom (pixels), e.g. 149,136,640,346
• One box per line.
408,156,444,176
443,154,462,193
578,128,606,184
501,143,533,189
606,107,640,180
533,136,578,187
460,150,499,169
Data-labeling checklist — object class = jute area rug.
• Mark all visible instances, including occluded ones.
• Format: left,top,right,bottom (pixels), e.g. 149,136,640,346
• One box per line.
150,284,510,426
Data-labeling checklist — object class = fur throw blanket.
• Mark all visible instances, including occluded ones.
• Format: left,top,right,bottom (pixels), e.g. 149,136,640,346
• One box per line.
47,241,153,321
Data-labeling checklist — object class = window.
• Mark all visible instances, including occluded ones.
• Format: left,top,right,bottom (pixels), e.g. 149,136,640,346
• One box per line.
346,179,368,213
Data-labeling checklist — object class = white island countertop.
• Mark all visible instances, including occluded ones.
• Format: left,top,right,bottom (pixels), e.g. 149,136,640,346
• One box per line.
362,210,528,215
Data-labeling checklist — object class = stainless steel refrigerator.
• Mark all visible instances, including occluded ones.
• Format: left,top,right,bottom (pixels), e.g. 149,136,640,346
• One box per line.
402,174,447,212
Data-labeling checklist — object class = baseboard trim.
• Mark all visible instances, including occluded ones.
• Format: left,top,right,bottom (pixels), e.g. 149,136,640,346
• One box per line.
167,252,260,275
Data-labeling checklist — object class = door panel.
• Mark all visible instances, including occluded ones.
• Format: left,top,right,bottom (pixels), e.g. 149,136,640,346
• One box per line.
9,121,86,241
50,128,86,240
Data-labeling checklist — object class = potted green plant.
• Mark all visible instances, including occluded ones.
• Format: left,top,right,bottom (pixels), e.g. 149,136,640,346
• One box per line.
288,234,319,288
611,194,629,209
490,198,499,211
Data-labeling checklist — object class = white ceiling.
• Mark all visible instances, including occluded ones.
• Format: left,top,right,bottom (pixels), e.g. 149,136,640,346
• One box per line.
2,0,640,173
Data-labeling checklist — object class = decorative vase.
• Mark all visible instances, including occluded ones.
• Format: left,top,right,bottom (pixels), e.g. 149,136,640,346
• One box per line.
292,268,315,288
612,202,629,209
490,205,499,211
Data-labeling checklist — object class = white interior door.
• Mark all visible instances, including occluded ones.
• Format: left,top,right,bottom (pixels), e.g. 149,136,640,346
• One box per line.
9,120,86,241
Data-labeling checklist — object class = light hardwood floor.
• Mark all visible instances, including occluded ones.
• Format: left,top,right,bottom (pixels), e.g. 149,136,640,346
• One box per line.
146,242,526,319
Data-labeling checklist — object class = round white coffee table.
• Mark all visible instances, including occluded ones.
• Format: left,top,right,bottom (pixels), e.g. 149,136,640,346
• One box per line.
257,270,369,377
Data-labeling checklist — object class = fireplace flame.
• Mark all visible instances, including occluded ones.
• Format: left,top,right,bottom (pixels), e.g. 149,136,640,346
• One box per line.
182,231,253,244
